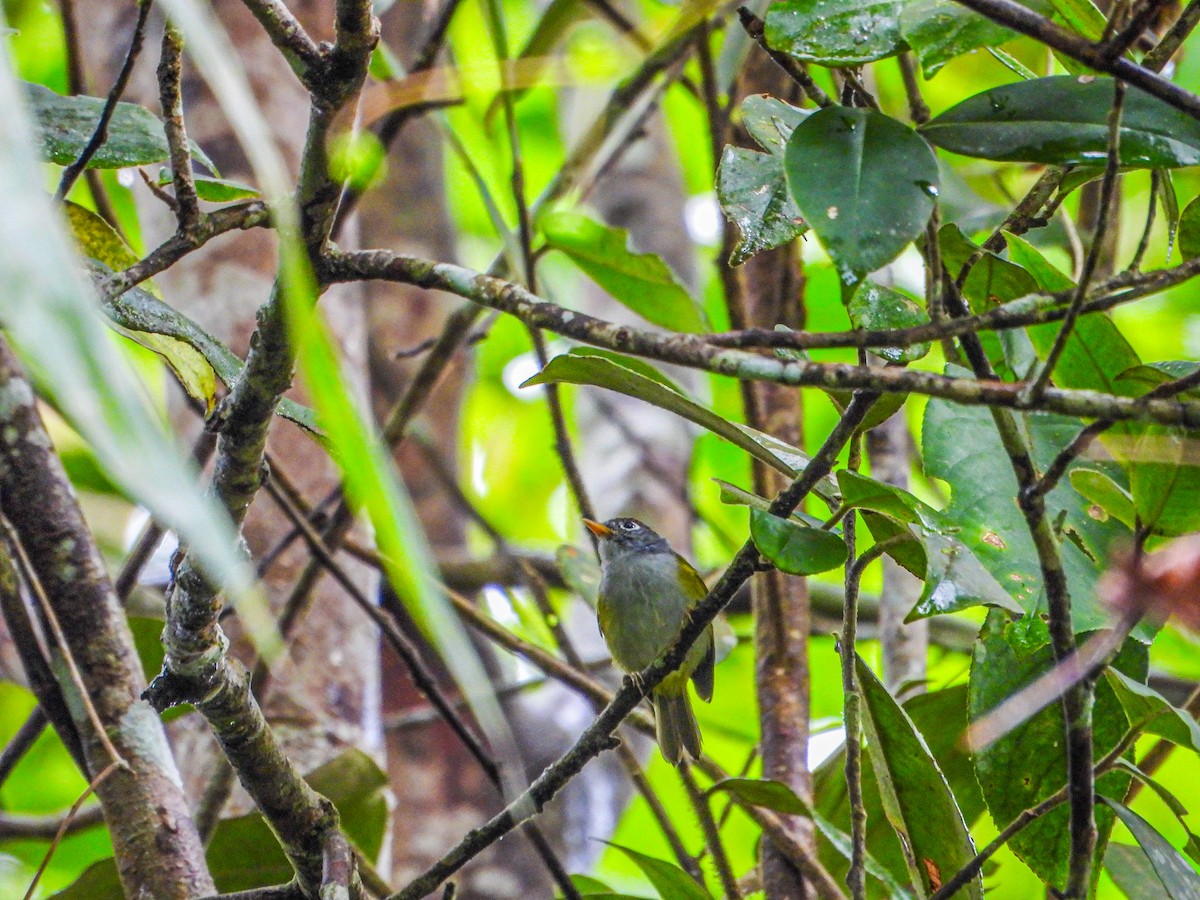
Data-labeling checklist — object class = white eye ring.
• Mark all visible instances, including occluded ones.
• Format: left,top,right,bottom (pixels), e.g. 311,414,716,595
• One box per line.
620,520,637,531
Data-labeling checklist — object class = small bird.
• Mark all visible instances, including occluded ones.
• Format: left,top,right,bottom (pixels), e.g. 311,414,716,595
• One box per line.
584,517,715,765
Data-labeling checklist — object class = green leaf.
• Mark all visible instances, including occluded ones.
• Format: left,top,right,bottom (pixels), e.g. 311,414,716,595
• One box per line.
750,508,847,575
155,167,260,201
25,81,214,172
523,352,837,494
1069,468,1136,529
969,611,1147,890
1047,0,1106,40
921,77,1200,168
1106,842,1171,899
540,210,705,332
900,0,1017,77
65,203,218,413
786,107,939,279
1027,310,1140,397
602,841,713,900
988,46,1039,80
1128,424,1200,535
717,96,810,266
940,224,1040,309
856,654,982,899
709,776,916,898
101,280,318,435
1104,667,1200,755
765,0,905,66
1180,195,1200,261
1003,232,1076,292
846,281,930,363
1098,797,1200,899
305,750,389,861
1158,170,1180,261
557,544,601,607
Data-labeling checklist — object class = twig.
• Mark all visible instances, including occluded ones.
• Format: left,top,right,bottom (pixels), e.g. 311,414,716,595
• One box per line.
1143,0,1200,70
56,0,154,201
1128,169,1159,273
680,765,741,899
0,805,105,840
737,7,831,107
0,707,48,790
1023,80,1126,405
238,0,325,87
158,22,202,231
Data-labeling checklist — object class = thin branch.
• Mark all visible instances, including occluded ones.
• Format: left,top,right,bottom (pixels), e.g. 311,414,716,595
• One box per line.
0,707,48,791
680,766,741,899
1142,0,1200,70
1023,80,1126,405
56,0,154,201
737,7,832,107
158,22,202,232
0,805,105,840
238,0,325,88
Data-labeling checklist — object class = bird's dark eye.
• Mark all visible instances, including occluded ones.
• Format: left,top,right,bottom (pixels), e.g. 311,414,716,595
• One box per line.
620,520,638,531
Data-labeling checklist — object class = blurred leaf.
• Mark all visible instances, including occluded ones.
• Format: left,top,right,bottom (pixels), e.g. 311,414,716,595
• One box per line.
988,46,1039,80
717,96,809,265
1098,797,1200,899
0,52,271,652
1047,0,1106,39
969,611,1146,891
155,167,260,201
1180,195,1200,261
601,841,713,900
25,81,215,171
1069,468,1136,529
765,0,905,65
557,544,600,607
523,352,815,485
101,280,318,434
940,224,1039,309
1128,424,1200,535
846,281,930,363
786,107,938,279
541,211,705,332
921,77,1200,168
1158,171,1180,261
1115,361,1200,398
66,203,217,412
1106,842,1169,899
305,750,389,861
856,654,982,898
1104,668,1200,754
750,508,847,575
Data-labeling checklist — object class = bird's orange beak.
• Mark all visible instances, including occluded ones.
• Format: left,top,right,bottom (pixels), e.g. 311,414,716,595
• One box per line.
583,518,612,538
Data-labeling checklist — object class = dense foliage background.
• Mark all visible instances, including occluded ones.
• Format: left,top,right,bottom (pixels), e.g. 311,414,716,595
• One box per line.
4,0,1200,897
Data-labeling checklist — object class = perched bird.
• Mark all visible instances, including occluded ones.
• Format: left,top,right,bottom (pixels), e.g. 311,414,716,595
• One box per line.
584,517,715,765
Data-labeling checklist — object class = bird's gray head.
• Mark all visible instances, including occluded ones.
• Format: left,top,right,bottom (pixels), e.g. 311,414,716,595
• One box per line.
584,517,671,564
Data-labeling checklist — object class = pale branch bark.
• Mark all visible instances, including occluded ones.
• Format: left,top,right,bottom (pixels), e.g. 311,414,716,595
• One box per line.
158,22,201,232
948,0,1200,119
0,338,215,899
238,0,325,88
322,249,1200,428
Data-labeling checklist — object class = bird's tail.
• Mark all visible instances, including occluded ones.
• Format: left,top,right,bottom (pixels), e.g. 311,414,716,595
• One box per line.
653,692,701,766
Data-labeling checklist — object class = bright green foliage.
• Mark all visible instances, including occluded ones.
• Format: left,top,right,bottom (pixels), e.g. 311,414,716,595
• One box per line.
749,507,848,575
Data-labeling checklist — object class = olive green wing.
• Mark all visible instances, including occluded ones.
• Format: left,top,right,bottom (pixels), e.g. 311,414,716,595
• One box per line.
676,554,715,703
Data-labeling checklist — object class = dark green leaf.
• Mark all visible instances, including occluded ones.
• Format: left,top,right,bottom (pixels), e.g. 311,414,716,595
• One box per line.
837,469,922,524
921,76,1200,168
1098,797,1200,899
1158,170,1180,261
1107,842,1168,899
766,0,905,65
541,211,705,332
742,94,809,154
786,107,938,279
602,841,713,900
25,82,214,171
750,508,847,575
856,654,982,898
940,224,1039,309
717,146,807,266
1180,195,1200,261
1115,362,1200,398
306,750,389,861
846,281,930,363
900,0,1016,77
969,611,1147,890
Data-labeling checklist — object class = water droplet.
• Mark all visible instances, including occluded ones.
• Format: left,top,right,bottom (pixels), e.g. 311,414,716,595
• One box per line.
914,180,939,198
826,205,839,219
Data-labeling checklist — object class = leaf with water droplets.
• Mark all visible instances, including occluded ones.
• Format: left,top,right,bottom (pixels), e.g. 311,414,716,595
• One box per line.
766,0,905,65
785,107,939,279
921,76,1200,168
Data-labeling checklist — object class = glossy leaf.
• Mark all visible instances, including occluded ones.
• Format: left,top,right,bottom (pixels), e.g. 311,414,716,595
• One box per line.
969,611,1146,890
900,0,1016,77
786,107,939,279
922,76,1200,168
717,96,810,265
846,281,930,363
1158,170,1180,261
750,508,847,575
940,224,1039,309
766,0,905,65
65,203,218,412
856,654,982,898
602,841,712,900
1098,797,1200,899
1004,233,1076,292
1129,424,1200,535
541,210,705,332
1069,468,1136,529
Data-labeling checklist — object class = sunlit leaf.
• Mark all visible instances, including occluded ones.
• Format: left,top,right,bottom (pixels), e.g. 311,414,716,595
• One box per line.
1180,195,1200,261
155,167,260,202
541,210,706,332
766,0,905,65
601,841,712,900
1098,797,1200,899
846,281,930,363
1105,666,1200,754
900,0,1018,77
